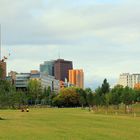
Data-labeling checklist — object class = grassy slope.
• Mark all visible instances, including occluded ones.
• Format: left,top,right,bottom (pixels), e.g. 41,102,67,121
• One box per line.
0,108,140,140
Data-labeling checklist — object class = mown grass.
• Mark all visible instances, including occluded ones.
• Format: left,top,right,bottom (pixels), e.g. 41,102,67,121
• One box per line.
0,108,140,140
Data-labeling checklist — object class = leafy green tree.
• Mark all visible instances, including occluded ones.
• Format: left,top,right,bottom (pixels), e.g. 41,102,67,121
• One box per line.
121,87,134,113
95,86,105,106
134,89,140,102
85,88,93,111
76,88,87,108
42,86,52,105
105,93,111,107
101,79,110,94
110,85,124,109
27,79,42,105
0,80,18,108
53,87,80,107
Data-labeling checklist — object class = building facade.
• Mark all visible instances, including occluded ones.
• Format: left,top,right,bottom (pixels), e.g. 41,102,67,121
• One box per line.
134,83,140,90
54,59,73,81
69,69,84,89
30,70,40,80
40,73,60,93
118,73,140,88
40,61,55,76
15,73,30,90
0,61,6,79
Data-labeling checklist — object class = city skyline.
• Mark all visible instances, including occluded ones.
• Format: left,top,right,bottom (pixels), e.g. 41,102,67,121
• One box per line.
0,0,140,89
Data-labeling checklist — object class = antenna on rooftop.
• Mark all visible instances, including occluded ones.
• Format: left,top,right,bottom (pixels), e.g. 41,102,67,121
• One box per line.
58,46,61,59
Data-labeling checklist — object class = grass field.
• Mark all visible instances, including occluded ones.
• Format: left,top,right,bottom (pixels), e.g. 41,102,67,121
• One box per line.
0,108,140,140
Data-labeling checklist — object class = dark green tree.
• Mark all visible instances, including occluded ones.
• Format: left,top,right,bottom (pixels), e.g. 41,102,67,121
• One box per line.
85,88,93,111
110,85,124,109
134,89,140,103
121,87,134,113
101,79,110,94
76,88,87,108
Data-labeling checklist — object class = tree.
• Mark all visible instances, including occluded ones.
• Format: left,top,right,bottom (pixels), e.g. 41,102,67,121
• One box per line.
134,89,140,103
27,79,42,105
110,85,123,109
101,79,110,94
105,93,111,108
76,88,87,108
53,87,80,107
85,88,93,111
42,86,52,105
121,87,134,113
95,86,105,106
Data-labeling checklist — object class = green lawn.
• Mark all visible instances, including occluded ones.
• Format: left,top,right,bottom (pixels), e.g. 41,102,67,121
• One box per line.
0,108,140,140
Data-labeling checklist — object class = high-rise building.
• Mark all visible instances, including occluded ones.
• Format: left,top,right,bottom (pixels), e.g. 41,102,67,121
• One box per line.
118,73,140,88
54,59,73,81
0,61,6,79
40,61,55,76
69,69,84,89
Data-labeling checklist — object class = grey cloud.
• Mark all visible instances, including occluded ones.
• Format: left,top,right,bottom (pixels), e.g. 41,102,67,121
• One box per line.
0,0,140,45
1,0,140,88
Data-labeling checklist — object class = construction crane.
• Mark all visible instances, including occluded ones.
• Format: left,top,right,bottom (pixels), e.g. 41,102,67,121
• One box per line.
0,24,11,62
1,53,10,62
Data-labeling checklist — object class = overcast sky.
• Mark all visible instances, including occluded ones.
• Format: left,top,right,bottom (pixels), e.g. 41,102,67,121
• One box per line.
0,0,140,89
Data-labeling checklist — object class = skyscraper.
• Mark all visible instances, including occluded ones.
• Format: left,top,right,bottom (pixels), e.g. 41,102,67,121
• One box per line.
54,59,73,81
40,61,55,76
69,69,84,89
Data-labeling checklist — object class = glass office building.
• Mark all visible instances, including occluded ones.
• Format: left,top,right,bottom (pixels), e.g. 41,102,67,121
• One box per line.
40,61,55,76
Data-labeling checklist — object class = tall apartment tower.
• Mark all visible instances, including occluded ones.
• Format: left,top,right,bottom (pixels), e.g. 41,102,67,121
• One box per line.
118,73,140,88
69,69,84,89
54,59,73,81
0,61,6,80
40,61,55,76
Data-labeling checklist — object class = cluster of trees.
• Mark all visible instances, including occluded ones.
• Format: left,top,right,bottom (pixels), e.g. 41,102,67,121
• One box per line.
0,80,26,108
0,79,55,108
0,77,140,112
52,79,140,110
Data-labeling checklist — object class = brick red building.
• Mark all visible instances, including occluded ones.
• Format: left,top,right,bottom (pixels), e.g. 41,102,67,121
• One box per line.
0,61,6,80
54,59,73,81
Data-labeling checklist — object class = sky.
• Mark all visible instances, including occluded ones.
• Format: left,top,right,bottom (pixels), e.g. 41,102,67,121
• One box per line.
0,0,140,89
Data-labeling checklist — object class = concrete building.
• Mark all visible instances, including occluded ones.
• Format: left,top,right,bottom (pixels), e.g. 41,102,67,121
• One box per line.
30,70,40,80
15,73,30,90
40,73,60,93
54,59,73,81
30,70,39,75
40,61,55,76
69,69,84,89
118,73,140,88
0,61,6,79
